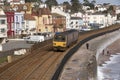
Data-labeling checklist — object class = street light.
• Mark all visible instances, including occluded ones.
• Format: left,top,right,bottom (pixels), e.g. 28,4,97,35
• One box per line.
53,20,56,33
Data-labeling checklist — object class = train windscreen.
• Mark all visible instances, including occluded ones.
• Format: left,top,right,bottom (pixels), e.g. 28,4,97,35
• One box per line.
54,35,66,42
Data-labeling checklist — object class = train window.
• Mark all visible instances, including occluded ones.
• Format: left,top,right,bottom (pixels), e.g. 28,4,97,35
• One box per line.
54,35,66,42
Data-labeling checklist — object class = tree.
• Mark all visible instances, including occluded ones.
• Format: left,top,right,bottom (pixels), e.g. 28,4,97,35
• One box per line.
108,5,114,11
83,0,95,10
63,1,71,12
107,5,115,14
45,0,58,10
83,0,89,4
91,0,96,4
89,3,95,9
25,0,42,3
3,0,10,6
70,0,81,13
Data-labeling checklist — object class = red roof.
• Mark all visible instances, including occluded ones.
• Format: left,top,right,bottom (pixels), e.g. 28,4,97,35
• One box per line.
24,14,35,20
32,7,51,16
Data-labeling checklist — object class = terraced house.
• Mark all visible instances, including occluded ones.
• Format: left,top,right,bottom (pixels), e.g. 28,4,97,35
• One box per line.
4,3,32,37
4,11,14,37
0,8,7,43
52,13,66,32
32,7,53,33
24,13,36,35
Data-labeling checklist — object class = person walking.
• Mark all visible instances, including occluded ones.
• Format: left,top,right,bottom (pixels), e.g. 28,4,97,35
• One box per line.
86,43,89,49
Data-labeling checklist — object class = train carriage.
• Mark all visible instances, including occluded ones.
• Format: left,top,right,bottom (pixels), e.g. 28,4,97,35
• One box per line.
53,30,79,51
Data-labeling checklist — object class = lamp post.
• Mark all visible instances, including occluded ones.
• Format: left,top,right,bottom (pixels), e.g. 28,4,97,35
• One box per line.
53,22,56,33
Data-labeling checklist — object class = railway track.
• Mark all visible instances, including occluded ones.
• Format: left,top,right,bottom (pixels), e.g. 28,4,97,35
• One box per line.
0,40,67,80
0,43,50,79
0,24,119,80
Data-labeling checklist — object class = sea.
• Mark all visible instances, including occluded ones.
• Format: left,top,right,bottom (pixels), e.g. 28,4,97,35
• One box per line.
98,53,120,80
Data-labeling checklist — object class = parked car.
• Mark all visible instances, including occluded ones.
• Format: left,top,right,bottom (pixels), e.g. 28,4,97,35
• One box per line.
24,32,54,43
24,35,44,43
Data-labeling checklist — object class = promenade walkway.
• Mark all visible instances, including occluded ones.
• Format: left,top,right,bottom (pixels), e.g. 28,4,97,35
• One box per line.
60,30,120,80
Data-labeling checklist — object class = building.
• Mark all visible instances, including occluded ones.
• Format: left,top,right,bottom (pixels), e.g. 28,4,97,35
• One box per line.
71,12,83,18
88,12,117,28
0,8,7,43
12,3,32,14
24,13,36,34
116,5,120,14
8,0,25,5
95,4,107,12
32,7,53,33
51,5,70,30
82,12,89,27
52,13,66,32
5,11,14,37
69,17,83,30
14,12,24,35
0,0,4,5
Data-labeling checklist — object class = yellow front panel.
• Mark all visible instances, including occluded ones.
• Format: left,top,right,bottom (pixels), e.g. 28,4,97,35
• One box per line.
53,41,66,47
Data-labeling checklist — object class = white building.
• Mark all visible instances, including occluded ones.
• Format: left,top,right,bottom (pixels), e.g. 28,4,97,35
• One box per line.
82,12,90,26
82,5,90,11
24,14,36,34
116,6,120,14
8,0,25,5
0,0,4,5
71,12,83,18
0,8,7,43
51,5,71,30
31,3,47,8
14,12,24,35
95,4,107,12
97,6,107,12
69,17,83,30
88,12,117,28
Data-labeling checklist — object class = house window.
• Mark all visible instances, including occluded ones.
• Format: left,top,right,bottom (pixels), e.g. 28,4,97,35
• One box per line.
21,16,24,22
0,20,5,24
94,21,96,23
43,17,47,24
76,22,78,24
16,16,18,22
76,26,78,28
71,22,73,24
1,28,5,33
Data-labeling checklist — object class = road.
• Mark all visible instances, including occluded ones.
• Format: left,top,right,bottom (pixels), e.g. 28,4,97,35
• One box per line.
0,39,33,58
2,39,33,51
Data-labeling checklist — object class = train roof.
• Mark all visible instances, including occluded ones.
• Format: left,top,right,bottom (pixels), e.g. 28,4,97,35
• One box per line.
55,29,78,36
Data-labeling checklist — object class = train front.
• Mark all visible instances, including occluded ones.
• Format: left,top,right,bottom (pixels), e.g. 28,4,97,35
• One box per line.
53,33,67,51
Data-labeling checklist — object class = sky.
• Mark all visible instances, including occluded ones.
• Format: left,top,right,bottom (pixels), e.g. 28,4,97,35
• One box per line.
57,0,120,5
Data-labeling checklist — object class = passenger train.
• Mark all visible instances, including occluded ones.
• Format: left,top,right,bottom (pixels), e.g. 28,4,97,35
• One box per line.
53,30,79,51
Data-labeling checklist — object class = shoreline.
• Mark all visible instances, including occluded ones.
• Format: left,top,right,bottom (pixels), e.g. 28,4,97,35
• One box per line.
98,38,120,66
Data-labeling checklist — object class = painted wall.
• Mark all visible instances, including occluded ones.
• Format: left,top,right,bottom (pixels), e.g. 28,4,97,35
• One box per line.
14,12,24,35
